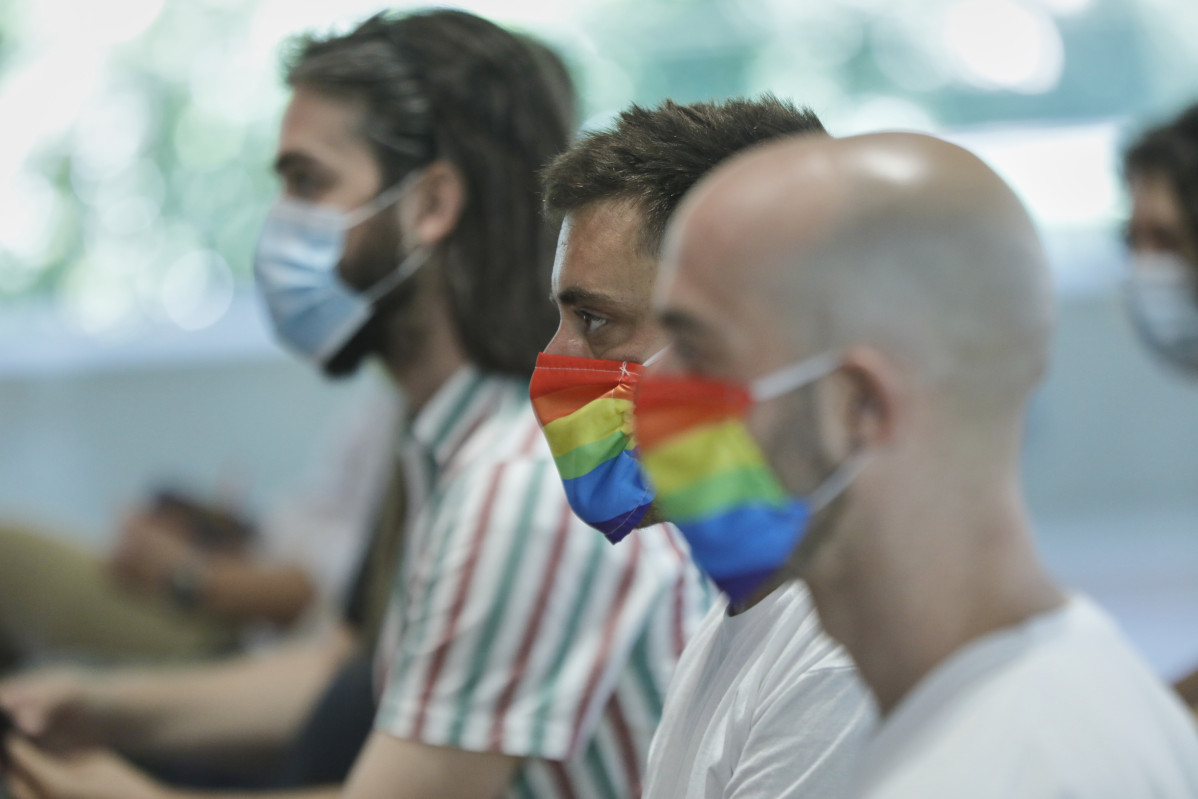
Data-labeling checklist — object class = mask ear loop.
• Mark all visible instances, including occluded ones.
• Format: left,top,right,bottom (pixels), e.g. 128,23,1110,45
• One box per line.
618,345,671,380
353,168,436,306
806,451,868,514
750,352,841,403
341,168,427,229
362,245,433,306
748,351,866,513
642,345,670,367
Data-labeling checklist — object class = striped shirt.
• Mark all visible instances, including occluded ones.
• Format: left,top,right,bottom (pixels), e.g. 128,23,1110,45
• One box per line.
375,367,713,799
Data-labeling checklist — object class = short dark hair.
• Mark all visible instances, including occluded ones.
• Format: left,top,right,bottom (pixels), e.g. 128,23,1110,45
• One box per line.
542,96,827,255
1124,103,1198,257
285,10,576,376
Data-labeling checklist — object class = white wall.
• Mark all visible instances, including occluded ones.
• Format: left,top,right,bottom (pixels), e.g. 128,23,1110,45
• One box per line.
1022,289,1198,680
0,294,365,545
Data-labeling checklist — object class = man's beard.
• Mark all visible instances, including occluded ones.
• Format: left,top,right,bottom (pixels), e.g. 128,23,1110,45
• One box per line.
322,212,429,379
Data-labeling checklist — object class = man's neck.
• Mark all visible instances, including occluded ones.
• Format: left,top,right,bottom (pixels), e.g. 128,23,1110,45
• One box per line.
387,350,468,415
381,293,470,414
807,484,1065,717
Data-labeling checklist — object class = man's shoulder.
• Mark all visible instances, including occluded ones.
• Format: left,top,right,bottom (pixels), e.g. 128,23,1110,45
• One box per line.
859,597,1198,798
646,581,871,799
671,580,857,699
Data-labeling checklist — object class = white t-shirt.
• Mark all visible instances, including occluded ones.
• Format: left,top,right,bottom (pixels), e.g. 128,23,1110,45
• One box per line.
854,595,1198,798
642,581,875,799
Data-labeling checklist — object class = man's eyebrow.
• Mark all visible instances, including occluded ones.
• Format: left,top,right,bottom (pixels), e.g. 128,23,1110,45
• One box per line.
555,287,622,307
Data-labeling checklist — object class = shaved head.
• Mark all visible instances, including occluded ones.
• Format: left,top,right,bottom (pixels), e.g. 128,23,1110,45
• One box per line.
660,132,1054,421
652,132,1072,718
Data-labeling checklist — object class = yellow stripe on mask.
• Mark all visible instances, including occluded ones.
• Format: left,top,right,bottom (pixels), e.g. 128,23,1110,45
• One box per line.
541,396,634,458
641,419,768,496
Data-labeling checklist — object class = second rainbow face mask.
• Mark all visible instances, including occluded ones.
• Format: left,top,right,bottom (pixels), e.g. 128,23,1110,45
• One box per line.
633,353,853,605
529,353,654,543
633,376,808,604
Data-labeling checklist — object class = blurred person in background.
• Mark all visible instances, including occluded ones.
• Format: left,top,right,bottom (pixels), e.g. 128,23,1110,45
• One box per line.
1123,101,1198,713
639,131,1198,797
532,96,872,799
0,378,399,668
0,9,707,799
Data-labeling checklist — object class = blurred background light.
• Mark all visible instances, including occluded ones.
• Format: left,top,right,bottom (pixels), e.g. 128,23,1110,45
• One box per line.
3,0,1196,337
942,0,1065,94
159,249,235,332
1041,0,1093,16
958,122,1121,229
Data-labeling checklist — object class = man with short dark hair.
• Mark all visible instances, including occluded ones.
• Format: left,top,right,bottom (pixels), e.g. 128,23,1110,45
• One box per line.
0,11,707,799
531,97,873,799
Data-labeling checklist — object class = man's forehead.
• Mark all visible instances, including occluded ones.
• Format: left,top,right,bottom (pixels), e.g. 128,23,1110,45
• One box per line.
552,201,656,298
276,87,369,164
654,243,727,338
655,204,785,365
550,215,573,290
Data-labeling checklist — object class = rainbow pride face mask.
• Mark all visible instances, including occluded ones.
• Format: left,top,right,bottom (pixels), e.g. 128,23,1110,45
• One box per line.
530,352,655,543
634,353,862,605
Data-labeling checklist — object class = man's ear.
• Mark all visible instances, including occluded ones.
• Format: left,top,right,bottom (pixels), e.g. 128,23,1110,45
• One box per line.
836,345,901,451
397,160,466,250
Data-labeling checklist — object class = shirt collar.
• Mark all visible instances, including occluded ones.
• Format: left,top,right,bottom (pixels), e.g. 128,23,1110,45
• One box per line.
406,365,502,470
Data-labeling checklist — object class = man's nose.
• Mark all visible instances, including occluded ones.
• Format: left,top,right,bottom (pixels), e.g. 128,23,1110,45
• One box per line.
543,321,589,358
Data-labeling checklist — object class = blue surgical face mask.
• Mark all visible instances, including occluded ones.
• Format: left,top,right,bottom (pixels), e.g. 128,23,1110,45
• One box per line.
254,172,430,366
1124,251,1198,377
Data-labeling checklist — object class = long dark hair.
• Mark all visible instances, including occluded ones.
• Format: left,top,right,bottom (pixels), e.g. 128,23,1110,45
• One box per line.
285,10,576,377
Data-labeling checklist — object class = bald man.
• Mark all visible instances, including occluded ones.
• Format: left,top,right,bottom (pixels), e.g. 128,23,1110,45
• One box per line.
636,132,1198,797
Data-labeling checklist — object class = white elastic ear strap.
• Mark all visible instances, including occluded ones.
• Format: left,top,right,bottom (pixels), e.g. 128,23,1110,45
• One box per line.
806,451,868,514
341,168,426,229
362,246,433,305
642,345,671,367
750,352,841,403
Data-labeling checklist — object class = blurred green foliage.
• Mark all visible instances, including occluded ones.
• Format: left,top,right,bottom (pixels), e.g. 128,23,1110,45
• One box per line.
1,0,1196,328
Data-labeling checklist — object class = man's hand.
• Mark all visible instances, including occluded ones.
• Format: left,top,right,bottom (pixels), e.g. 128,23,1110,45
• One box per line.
3,737,167,799
108,512,197,596
0,669,100,753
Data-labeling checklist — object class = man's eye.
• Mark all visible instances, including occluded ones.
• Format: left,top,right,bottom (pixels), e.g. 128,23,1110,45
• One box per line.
286,172,324,199
671,338,704,370
576,310,608,334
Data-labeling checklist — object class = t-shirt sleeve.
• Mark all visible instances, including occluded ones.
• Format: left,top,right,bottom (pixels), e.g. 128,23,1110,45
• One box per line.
374,453,678,761
726,664,875,799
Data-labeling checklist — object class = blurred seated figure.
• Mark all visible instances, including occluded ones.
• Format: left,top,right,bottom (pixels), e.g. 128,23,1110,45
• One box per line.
0,374,399,669
0,11,706,799
1123,101,1198,714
